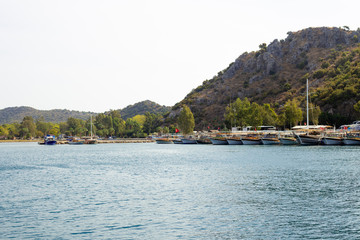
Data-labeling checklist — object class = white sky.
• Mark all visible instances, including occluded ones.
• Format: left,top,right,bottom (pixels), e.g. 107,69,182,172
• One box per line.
1,0,359,112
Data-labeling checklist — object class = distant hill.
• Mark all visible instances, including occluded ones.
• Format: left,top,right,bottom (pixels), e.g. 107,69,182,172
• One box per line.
170,27,360,128
119,100,171,120
0,101,171,124
0,106,97,124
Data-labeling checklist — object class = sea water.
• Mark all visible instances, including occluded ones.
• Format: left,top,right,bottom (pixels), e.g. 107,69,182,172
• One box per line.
1,142,360,239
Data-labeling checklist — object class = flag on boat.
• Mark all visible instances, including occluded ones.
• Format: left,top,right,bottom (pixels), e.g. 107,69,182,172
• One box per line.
175,128,179,133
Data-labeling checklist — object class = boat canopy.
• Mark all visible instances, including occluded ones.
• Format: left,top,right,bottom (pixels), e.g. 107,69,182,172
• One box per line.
292,125,332,130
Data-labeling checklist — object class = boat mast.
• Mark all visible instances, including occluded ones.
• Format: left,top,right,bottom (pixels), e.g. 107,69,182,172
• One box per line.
306,79,309,129
90,115,93,138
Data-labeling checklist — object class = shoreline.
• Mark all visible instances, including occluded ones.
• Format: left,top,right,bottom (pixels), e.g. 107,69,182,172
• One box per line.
0,139,155,144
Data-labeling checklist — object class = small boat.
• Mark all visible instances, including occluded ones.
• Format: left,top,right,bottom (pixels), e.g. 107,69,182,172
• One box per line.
68,137,85,145
279,136,298,145
226,137,243,145
322,133,343,145
241,134,262,145
85,138,97,144
42,135,57,145
172,139,183,144
210,138,228,145
155,138,174,144
294,132,321,145
181,138,198,144
196,137,212,144
343,133,360,145
261,134,280,145
85,115,97,144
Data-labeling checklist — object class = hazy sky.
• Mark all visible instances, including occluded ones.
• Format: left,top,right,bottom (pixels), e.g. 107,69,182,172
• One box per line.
1,0,359,112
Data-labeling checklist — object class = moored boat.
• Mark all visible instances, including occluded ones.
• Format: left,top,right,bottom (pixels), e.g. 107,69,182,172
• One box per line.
68,137,85,145
43,135,57,145
226,138,243,145
210,138,228,145
279,137,298,145
181,138,198,144
322,135,343,145
155,138,174,144
241,134,262,145
261,134,280,145
172,139,183,144
294,133,321,145
343,133,360,145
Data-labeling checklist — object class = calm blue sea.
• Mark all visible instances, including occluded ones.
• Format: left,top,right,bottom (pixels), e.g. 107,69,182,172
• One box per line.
1,142,360,239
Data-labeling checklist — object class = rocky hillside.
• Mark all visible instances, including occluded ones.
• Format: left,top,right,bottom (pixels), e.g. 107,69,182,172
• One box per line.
0,106,96,124
119,100,171,120
170,27,360,129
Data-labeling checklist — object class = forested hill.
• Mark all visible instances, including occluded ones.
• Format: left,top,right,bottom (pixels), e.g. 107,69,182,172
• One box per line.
119,100,171,120
0,106,97,124
0,101,171,124
170,27,360,129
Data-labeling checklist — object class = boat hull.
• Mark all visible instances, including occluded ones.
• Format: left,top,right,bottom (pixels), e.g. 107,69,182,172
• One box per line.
197,139,212,144
279,138,298,145
261,139,280,145
343,138,360,145
295,135,320,145
44,140,57,145
210,138,228,145
241,139,261,145
68,141,84,145
156,139,174,144
322,137,343,145
227,139,243,145
181,139,198,144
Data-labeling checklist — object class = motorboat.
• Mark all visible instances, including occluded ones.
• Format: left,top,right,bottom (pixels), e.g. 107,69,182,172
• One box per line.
43,135,57,145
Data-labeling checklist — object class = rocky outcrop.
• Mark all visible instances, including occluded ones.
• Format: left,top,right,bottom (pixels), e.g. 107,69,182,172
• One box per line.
170,27,360,129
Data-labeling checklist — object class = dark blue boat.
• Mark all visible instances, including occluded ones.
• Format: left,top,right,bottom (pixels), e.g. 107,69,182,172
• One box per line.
44,135,57,145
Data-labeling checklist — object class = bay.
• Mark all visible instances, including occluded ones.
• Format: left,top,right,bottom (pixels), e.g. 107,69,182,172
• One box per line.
1,142,360,239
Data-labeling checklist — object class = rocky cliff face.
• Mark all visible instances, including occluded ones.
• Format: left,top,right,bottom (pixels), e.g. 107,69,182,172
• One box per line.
170,27,360,129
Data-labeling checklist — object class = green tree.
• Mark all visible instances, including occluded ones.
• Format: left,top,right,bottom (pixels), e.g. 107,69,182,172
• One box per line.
309,103,321,125
0,125,9,138
20,116,36,138
354,100,360,113
178,105,195,135
143,112,161,135
284,99,303,128
262,104,278,126
248,102,263,127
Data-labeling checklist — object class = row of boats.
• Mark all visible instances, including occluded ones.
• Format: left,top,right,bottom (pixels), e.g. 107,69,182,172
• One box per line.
38,135,97,145
155,131,360,146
